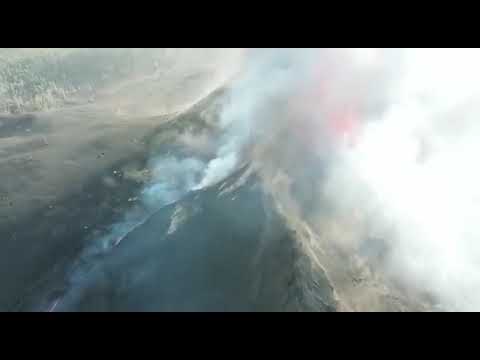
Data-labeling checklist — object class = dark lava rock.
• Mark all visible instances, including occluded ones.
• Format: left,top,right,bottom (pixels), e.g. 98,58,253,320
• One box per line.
32,165,337,312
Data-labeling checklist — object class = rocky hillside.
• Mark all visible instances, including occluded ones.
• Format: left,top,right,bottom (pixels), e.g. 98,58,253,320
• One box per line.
29,164,337,312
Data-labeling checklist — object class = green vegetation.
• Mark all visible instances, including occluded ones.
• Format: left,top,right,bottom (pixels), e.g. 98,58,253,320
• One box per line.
0,49,135,113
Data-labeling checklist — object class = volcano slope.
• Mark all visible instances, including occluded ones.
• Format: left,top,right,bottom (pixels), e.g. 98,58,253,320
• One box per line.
3,52,434,312
40,164,337,312
9,82,433,312
13,86,338,312
0,50,240,311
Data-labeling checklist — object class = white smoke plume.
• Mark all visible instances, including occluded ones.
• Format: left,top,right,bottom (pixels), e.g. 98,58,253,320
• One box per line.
324,49,480,311
285,48,480,311
195,49,319,189
142,156,205,208
198,48,480,311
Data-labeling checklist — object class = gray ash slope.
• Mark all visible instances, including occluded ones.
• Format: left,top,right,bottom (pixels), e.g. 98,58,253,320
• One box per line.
0,50,235,311
9,86,337,312
47,164,337,312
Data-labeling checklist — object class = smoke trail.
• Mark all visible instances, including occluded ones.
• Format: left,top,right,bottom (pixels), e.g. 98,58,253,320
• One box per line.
194,49,319,189
142,156,206,208
39,154,208,311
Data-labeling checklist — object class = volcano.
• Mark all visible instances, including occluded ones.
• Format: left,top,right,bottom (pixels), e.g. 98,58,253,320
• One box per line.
1,48,436,312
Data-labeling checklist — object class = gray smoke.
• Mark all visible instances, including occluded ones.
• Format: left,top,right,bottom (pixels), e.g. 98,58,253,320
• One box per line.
314,49,480,311
142,156,206,209
194,49,319,189
195,48,480,311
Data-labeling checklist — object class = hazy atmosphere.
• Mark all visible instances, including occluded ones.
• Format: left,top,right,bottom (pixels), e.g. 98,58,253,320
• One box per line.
1,48,478,312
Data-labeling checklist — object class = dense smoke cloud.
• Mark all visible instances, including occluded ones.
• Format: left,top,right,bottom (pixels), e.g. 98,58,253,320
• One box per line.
331,49,480,311
292,49,480,311
201,48,480,311
195,49,320,188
